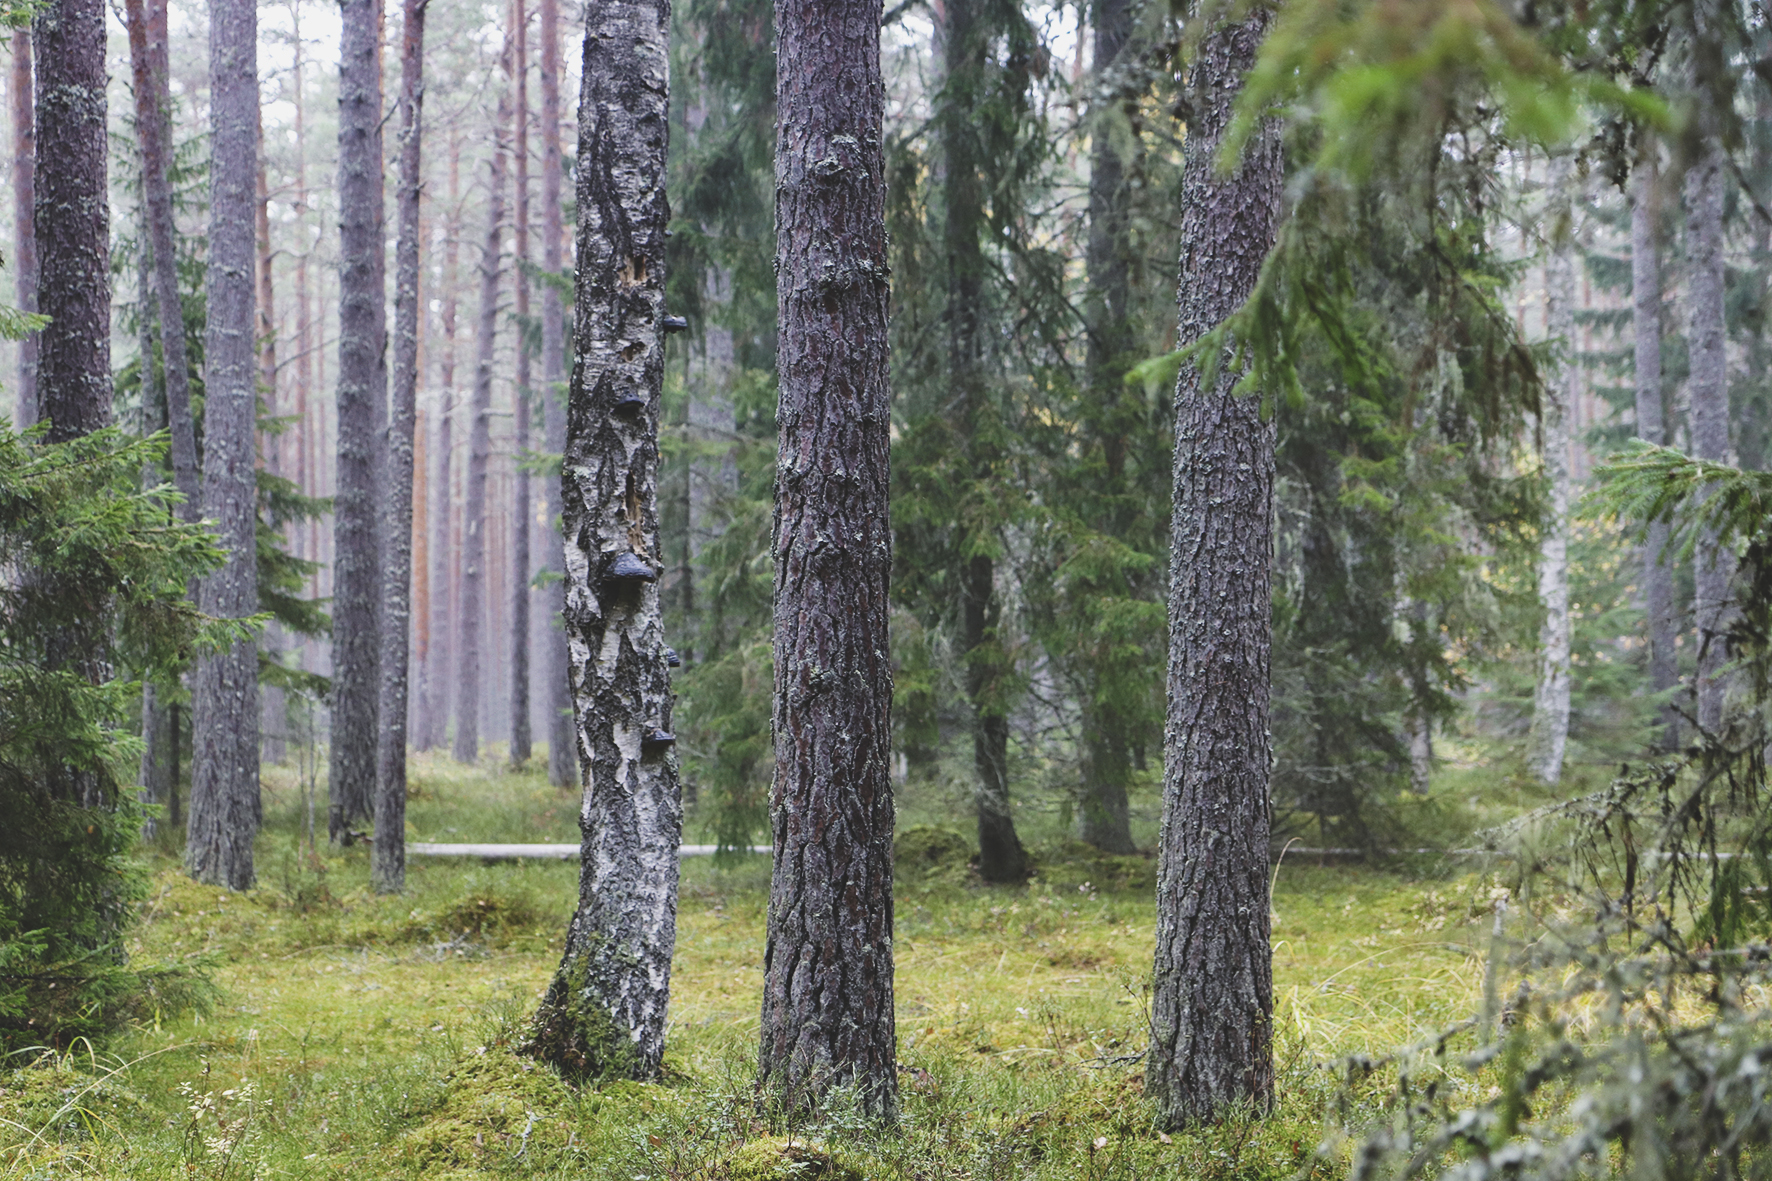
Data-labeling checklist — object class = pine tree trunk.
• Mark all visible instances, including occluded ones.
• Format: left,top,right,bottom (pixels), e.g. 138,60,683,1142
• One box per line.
538,0,575,788
1146,9,1281,1131
34,0,110,444
10,29,36,428
121,0,198,520
938,0,1027,883
137,209,169,831
258,118,287,769
1632,157,1679,752
1687,145,1734,735
455,90,511,765
373,0,426,895
187,0,259,890
529,0,680,1084
509,1,533,768
425,143,463,754
1076,0,1136,854
758,0,897,1120
1526,154,1575,784
329,0,387,835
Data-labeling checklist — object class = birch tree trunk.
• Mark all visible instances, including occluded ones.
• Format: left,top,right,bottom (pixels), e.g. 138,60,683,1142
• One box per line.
454,86,511,765
187,0,260,889
758,0,898,1121
509,0,533,768
1146,9,1281,1131
10,29,36,428
329,0,387,836
1687,146,1734,735
538,0,576,788
1632,156,1680,752
1526,154,1575,784
374,0,427,895
1076,0,1137,854
121,0,198,520
529,0,680,1084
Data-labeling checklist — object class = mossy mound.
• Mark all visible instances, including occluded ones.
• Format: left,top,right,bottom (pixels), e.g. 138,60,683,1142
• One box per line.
1029,840,1156,892
0,1058,150,1143
386,1047,576,1176
724,1136,862,1181
895,825,974,888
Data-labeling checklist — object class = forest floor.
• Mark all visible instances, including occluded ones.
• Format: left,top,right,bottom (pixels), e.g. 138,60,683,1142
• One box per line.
1,752,1528,1181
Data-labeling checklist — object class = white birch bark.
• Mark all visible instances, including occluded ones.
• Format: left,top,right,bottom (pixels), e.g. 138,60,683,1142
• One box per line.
1525,154,1575,785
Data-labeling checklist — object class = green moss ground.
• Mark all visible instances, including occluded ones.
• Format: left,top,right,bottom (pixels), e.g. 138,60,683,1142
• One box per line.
2,749,1503,1179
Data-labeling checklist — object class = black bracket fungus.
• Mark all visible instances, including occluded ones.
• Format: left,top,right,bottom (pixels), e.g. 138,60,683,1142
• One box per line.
598,552,658,608
605,552,657,584
640,729,676,756
663,315,688,334
613,390,648,417
663,647,681,668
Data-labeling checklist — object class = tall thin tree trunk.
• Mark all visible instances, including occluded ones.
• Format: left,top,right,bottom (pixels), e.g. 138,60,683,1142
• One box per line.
138,233,169,830
258,112,288,769
1076,0,1137,853
1632,155,1679,751
329,0,387,836
1688,144,1734,734
292,0,312,622
374,0,425,894
937,0,1027,883
187,0,260,890
509,0,533,767
1147,9,1281,1131
455,86,511,765
10,28,36,428
121,0,198,516
758,0,897,1120
537,0,575,787
426,143,462,753
529,0,680,1085
1526,154,1575,784
413,391,431,743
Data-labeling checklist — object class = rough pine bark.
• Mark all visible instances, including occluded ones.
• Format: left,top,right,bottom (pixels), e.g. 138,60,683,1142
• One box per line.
1076,0,1137,855
1526,154,1575,785
186,0,259,890
374,0,427,895
454,89,511,765
510,1,533,768
528,0,680,1084
1632,159,1679,752
10,29,36,428
1687,145,1734,735
1146,9,1281,1131
329,0,387,834
121,0,198,521
33,0,110,443
538,0,576,787
758,0,897,1120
